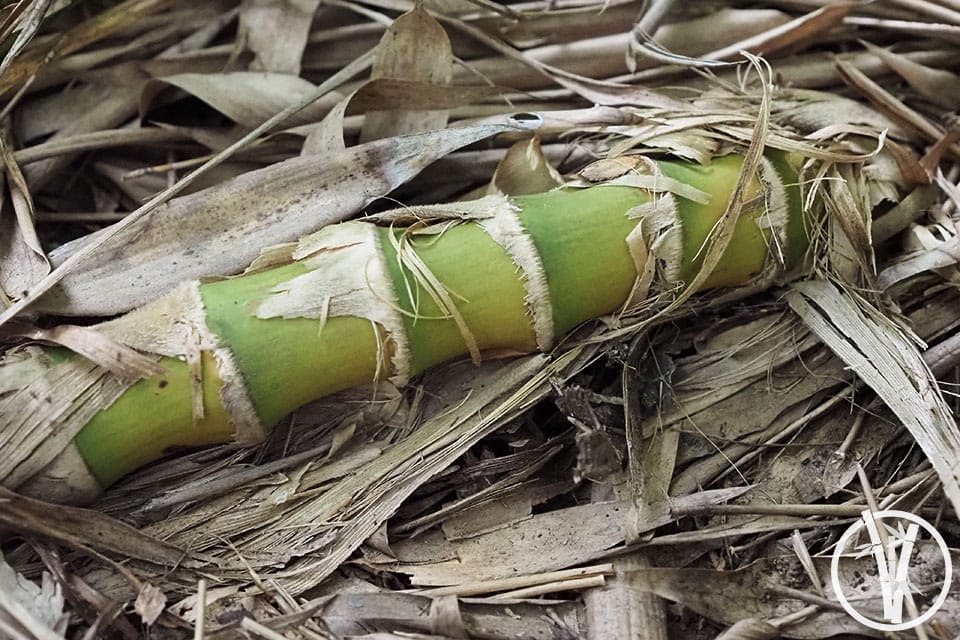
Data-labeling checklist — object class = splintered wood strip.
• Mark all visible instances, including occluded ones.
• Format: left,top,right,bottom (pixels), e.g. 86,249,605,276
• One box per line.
491,575,606,599
411,564,614,597
788,281,960,514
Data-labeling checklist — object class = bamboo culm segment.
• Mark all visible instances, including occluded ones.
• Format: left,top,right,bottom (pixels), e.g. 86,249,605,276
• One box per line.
12,152,806,501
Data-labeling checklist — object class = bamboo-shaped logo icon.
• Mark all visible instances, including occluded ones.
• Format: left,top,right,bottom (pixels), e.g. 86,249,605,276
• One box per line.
831,510,952,632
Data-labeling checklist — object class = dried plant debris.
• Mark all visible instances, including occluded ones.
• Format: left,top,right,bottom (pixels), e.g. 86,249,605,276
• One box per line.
1,1,960,638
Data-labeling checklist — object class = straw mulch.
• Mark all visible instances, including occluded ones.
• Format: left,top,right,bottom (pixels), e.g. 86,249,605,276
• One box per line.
1,1,960,638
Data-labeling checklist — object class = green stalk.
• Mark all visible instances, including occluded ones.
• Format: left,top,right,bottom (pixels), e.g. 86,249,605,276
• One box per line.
5,151,808,502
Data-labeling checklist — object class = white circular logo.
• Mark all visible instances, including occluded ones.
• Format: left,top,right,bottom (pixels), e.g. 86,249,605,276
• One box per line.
831,510,952,632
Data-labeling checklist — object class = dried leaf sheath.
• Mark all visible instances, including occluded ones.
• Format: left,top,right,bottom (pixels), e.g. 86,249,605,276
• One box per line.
3,152,805,503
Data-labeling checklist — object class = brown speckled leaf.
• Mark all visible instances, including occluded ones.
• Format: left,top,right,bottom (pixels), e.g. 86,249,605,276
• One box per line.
38,120,528,316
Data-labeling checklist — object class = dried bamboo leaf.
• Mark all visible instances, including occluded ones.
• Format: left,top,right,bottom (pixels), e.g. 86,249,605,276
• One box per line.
0,0,175,97
303,78,505,154
584,553,668,640
714,619,780,640
0,0,55,78
238,0,322,74
22,79,145,192
361,5,453,142
140,72,338,128
703,4,856,62
877,234,960,289
630,562,868,638
0,189,48,306
391,486,749,585
772,89,906,139
38,120,529,316
307,592,582,639
862,40,960,110
0,486,186,566
836,59,959,156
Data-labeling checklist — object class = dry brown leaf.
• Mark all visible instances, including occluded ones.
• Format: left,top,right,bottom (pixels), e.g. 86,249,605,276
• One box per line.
133,583,165,626
0,486,187,566
0,170,48,306
239,0,322,74
428,596,469,639
485,136,564,196
140,72,339,128
862,40,960,110
361,5,453,142
38,120,530,316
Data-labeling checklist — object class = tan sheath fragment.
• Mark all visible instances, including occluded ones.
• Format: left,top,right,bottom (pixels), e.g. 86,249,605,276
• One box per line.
17,442,102,504
755,156,792,279
478,200,555,351
621,157,685,297
99,280,266,446
253,223,413,385
1,351,133,492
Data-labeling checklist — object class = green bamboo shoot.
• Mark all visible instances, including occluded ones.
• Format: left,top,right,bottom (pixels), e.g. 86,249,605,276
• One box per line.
1,151,809,503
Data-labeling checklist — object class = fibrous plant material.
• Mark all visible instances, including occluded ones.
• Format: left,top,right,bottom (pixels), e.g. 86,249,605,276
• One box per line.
1,147,809,504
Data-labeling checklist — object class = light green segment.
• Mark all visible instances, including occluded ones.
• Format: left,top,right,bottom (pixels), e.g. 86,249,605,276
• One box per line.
68,156,806,492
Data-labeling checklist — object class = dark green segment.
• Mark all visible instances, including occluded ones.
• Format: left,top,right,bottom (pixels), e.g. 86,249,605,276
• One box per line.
201,261,383,427
74,352,233,486
379,222,536,375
